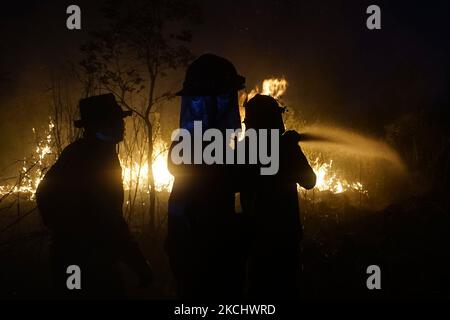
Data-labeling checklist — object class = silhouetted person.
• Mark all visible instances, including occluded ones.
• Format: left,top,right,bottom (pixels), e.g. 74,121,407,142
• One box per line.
36,94,152,299
240,94,316,299
167,54,247,298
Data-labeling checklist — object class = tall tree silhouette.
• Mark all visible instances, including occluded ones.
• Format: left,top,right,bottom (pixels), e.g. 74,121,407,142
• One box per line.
79,0,201,230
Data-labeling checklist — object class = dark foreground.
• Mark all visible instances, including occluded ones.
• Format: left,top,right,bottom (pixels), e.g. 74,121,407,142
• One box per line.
0,193,449,300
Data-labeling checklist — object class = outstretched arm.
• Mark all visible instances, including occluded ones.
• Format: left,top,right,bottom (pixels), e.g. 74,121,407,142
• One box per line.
282,130,317,189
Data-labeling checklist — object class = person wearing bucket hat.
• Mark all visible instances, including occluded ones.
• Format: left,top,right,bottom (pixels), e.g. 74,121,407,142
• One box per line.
167,54,248,298
74,93,132,142
36,93,152,299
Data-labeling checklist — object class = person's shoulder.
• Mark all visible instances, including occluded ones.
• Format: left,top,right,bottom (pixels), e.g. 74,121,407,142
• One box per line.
42,139,88,177
58,139,89,163
62,138,87,153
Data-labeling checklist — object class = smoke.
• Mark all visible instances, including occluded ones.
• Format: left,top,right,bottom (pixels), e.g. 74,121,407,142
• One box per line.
297,125,407,174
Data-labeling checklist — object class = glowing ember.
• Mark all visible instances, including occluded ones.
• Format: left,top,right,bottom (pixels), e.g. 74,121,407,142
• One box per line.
0,120,55,200
151,140,174,192
121,140,174,193
311,158,366,194
247,77,288,101
121,161,148,193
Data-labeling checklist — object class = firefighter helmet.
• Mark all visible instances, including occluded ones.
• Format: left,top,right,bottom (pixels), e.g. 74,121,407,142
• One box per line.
244,94,286,133
176,53,245,96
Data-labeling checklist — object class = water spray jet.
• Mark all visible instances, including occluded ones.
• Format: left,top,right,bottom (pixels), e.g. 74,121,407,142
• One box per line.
295,125,407,174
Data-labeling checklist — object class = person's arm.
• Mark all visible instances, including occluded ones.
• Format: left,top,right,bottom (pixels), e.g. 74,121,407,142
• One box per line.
100,212,153,288
118,234,153,288
282,130,317,189
293,146,316,189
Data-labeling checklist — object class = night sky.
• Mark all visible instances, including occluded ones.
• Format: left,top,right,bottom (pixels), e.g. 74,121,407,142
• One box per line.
0,0,449,168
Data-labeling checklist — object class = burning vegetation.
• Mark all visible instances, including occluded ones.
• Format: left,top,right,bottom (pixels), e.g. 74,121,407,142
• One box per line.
0,77,382,209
